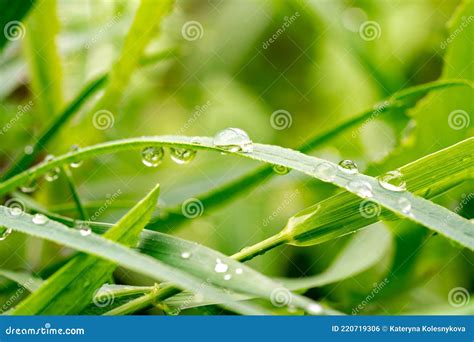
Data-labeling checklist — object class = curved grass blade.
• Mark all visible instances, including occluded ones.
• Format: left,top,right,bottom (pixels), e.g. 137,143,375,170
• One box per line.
146,79,473,230
0,209,321,315
11,184,161,314
1,135,471,249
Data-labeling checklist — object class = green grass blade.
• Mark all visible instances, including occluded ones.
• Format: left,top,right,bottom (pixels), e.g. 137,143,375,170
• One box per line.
11,184,161,314
0,208,319,315
1,135,471,249
146,79,472,230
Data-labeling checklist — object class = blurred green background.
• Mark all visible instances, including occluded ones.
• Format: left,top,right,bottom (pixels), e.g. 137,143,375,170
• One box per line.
0,0,472,315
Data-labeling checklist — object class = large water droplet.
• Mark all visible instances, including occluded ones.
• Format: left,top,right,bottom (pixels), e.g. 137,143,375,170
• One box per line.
214,258,229,273
347,180,373,198
180,251,191,259
213,128,253,153
44,155,60,182
78,223,92,236
398,197,412,215
273,164,290,175
21,178,38,193
32,213,48,225
141,146,164,167
69,144,83,168
377,170,406,192
0,227,12,241
314,162,337,182
338,160,358,174
170,148,196,164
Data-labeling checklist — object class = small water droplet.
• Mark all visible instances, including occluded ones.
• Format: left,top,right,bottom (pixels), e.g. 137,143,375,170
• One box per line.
0,227,12,241
213,128,253,153
8,207,23,217
69,145,83,168
141,146,164,167
235,268,243,275
377,170,406,192
180,251,191,259
338,160,358,174
170,148,196,164
190,137,202,145
273,164,290,175
32,214,48,225
24,145,34,155
398,197,412,215
79,224,92,236
21,178,38,193
44,155,60,182
214,258,229,273
224,274,232,281
347,180,373,198
314,162,337,182
307,303,323,315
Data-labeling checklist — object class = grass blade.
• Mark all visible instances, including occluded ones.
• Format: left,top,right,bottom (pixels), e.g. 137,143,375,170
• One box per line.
11,184,161,314
0,0,36,51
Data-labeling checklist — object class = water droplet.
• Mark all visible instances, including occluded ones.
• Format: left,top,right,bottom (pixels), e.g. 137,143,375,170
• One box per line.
32,214,48,225
224,274,232,281
214,258,229,273
21,178,38,193
307,303,323,315
347,180,373,198
24,145,34,155
314,162,337,182
8,207,23,217
338,160,358,174
377,170,406,192
180,251,191,259
170,148,196,164
44,155,60,182
0,227,12,241
398,197,412,215
69,145,83,168
235,268,243,275
213,128,253,153
79,224,92,236
273,164,290,175
141,146,164,167
190,137,202,145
